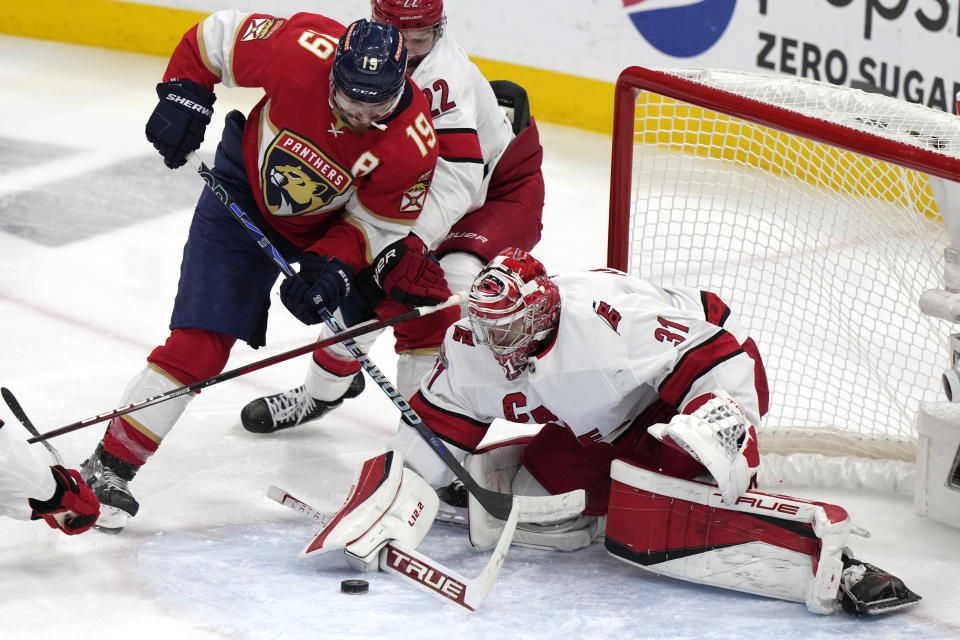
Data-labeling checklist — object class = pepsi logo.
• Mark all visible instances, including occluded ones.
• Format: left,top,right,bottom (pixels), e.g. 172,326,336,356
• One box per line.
623,0,736,58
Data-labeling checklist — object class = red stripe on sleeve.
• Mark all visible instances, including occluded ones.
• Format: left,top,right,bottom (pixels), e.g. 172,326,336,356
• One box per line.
701,290,731,326
410,391,490,451
658,331,744,406
437,129,483,163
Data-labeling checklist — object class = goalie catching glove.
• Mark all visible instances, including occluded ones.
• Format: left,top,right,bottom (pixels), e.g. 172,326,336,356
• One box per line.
647,390,759,505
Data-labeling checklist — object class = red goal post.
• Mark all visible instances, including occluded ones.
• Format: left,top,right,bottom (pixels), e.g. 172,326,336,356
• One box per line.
607,66,960,491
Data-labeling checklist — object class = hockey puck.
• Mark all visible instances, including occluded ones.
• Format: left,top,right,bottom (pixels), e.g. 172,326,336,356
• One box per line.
341,579,369,594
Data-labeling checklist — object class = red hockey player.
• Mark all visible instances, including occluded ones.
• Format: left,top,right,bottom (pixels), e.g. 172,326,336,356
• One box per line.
238,0,546,477
0,421,99,535
78,13,447,532
395,248,920,615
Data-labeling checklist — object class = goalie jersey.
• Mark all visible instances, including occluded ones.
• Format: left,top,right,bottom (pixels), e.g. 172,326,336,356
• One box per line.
412,269,767,450
161,11,438,271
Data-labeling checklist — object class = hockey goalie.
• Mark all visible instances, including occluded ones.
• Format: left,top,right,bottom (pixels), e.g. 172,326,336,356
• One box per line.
373,247,921,616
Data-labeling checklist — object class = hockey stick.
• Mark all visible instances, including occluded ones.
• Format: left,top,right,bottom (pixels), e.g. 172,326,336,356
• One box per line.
2,390,95,530
187,152,584,524
268,485,519,611
3,296,463,445
2,387,65,464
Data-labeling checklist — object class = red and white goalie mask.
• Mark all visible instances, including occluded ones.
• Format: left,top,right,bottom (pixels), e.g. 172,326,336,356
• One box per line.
468,248,561,380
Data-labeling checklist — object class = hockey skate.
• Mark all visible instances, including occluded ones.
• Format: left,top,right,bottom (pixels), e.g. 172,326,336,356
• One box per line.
240,373,365,434
79,443,140,533
434,479,469,527
839,552,922,615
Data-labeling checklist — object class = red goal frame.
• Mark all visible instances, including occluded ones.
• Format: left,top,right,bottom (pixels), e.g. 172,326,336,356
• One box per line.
606,65,960,272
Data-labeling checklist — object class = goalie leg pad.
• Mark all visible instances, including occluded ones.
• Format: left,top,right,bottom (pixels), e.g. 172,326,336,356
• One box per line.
605,458,850,614
464,436,530,551
344,466,439,572
301,450,438,572
302,450,403,558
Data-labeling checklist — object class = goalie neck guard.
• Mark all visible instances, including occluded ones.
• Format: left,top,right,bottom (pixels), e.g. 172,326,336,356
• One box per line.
468,248,560,380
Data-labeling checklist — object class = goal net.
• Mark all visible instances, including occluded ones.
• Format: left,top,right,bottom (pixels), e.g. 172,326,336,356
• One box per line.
608,67,960,492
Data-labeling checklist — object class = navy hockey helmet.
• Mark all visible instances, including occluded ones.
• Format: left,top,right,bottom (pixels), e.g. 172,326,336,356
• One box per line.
332,19,408,105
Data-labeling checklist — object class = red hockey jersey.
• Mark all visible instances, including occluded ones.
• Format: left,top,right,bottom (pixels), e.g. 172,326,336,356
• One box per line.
163,11,438,271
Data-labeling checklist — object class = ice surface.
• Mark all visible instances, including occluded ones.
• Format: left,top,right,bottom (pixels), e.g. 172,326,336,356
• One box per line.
1,36,958,639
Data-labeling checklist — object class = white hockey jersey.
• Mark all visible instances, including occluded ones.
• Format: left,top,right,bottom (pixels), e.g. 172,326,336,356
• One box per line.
0,426,56,520
408,31,515,249
414,269,765,449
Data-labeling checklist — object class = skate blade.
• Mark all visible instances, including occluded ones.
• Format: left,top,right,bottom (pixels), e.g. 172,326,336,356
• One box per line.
863,592,922,615
433,505,467,528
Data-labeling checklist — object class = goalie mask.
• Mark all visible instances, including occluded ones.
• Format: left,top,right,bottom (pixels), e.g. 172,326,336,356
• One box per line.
468,248,561,380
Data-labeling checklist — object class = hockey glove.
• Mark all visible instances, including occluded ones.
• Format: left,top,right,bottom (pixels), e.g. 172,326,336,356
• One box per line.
360,234,451,307
648,390,759,506
280,253,353,325
145,79,216,169
28,465,100,535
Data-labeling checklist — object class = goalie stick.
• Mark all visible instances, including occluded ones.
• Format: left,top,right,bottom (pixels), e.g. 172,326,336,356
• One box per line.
187,152,585,524
2,295,464,444
268,485,521,612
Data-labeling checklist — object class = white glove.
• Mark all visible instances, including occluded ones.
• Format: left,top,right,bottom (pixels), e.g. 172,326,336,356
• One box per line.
647,390,759,505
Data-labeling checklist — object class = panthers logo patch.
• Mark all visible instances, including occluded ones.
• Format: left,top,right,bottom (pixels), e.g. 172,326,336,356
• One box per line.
262,131,353,216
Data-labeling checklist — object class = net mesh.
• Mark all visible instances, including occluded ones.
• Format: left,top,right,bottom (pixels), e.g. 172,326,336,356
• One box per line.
623,68,960,462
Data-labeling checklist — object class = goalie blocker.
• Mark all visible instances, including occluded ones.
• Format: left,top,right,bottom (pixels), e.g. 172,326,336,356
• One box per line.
605,459,921,615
